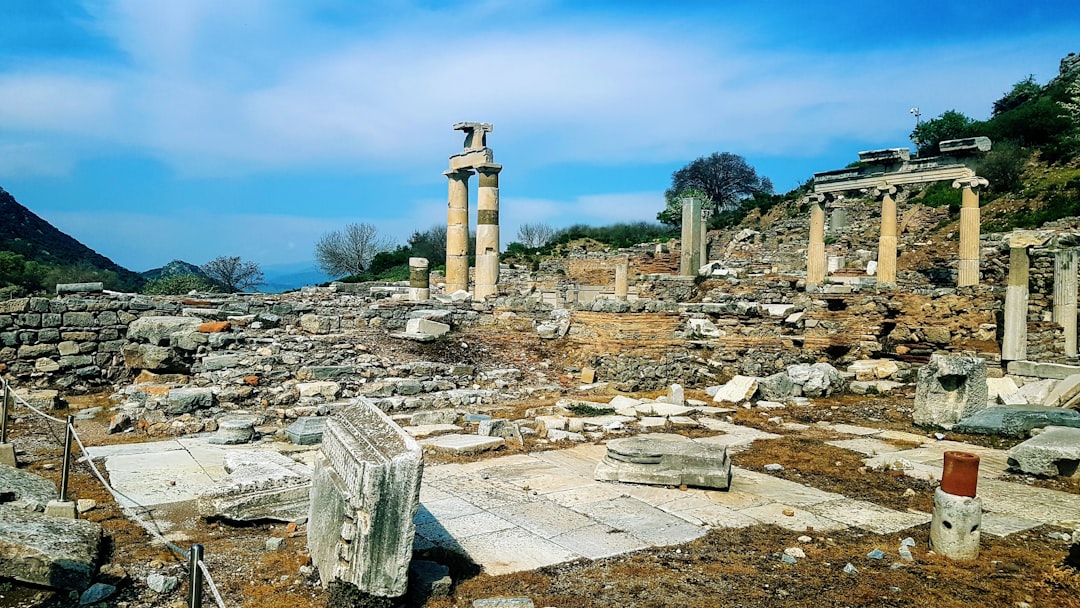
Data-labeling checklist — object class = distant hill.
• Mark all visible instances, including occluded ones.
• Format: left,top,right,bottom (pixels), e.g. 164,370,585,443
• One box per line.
0,187,144,292
260,262,332,293
142,260,210,281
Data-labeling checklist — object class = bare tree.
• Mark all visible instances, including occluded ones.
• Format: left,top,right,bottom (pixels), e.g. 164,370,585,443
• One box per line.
315,222,394,278
516,222,556,248
201,256,264,293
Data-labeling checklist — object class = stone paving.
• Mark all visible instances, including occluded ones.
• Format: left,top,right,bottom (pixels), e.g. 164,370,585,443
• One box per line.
83,422,1080,577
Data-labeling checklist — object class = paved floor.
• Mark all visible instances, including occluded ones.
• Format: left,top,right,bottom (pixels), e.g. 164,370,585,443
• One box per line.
84,423,1080,576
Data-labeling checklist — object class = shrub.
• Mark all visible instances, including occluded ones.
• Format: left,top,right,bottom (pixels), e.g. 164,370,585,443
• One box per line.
143,274,217,295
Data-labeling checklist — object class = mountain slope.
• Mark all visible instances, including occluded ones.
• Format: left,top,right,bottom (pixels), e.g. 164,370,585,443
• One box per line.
0,186,144,292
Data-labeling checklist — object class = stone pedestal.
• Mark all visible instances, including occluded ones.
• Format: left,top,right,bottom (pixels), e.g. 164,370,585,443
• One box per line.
680,198,703,276
1003,245,1030,361
875,185,898,286
0,443,15,467
929,488,982,560
954,177,988,287
44,499,77,519
409,257,431,301
474,164,502,299
1054,248,1078,357
614,260,629,301
444,169,472,294
807,197,826,286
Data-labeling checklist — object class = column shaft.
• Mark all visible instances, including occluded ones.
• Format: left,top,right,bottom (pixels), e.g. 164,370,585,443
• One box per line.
1054,248,1078,357
877,191,898,285
409,257,430,301
807,201,826,286
474,166,501,299
615,260,629,301
444,170,471,293
680,198,702,276
957,185,981,286
1002,246,1030,361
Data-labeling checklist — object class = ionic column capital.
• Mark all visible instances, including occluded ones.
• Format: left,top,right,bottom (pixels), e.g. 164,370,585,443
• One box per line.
873,184,897,198
443,168,473,181
953,176,989,191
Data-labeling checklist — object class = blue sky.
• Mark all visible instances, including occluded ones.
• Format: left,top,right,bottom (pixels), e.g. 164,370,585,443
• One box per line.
1,0,1077,272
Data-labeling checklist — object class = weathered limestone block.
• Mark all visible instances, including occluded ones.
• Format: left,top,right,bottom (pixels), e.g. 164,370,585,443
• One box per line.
300,314,340,334
0,463,58,508
713,375,759,404
1007,426,1080,477
208,415,257,445
16,389,61,411
913,355,988,428
126,316,203,345
297,381,341,400
309,398,423,597
594,434,731,490
405,318,450,337
788,362,846,398
121,343,178,371
286,416,327,445
196,451,312,522
0,504,103,591
165,387,214,414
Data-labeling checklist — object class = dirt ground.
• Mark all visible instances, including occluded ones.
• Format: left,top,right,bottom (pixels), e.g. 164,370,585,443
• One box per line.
4,390,1080,608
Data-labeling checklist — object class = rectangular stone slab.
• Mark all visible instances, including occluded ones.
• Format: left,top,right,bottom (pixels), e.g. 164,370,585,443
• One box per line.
308,397,423,597
0,504,102,591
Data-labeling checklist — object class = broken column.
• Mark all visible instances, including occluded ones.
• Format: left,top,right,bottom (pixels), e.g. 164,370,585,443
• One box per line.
874,184,898,285
828,196,848,235
1054,247,1078,358
699,207,711,268
913,355,988,428
954,176,988,287
409,257,431,301
807,194,827,287
680,197,703,276
474,164,503,299
444,169,471,294
614,259,629,301
308,398,423,598
1002,232,1048,361
930,451,982,560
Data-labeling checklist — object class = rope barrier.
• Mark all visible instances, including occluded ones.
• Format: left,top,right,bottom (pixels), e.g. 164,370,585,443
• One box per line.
2,378,229,608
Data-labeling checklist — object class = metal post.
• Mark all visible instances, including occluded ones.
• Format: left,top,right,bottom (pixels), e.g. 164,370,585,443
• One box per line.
189,544,204,608
1,380,9,444
59,415,74,502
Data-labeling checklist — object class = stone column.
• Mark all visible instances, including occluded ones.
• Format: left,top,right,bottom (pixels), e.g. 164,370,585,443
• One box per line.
699,208,711,268
409,257,430,301
1054,248,1078,357
875,185,898,286
474,164,502,299
1002,244,1030,361
828,198,848,236
615,259,629,301
954,176,988,287
680,197,702,276
807,195,826,287
444,169,472,294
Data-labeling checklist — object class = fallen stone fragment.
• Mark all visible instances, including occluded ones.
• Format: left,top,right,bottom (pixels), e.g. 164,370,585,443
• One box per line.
79,582,116,606
0,463,58,507
595,435,732,490
420,434,504,454
0,504,103,591
473,599,535,608
1007,426,1080,477
196,451,312,522
208,415,257,445
954,405,1080,437
146,573,178,594
913,355,988,428
713,375,759,404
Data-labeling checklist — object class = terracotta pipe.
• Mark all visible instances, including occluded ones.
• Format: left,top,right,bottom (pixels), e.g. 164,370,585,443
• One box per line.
941,451,980,497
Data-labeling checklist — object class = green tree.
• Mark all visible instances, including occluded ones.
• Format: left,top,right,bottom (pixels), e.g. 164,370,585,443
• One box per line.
657,153,772,226
993,75,1043,116
910,110,975,156
406,225,447,267
201,256,263,293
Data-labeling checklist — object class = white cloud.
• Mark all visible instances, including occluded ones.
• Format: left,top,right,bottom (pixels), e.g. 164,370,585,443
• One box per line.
0,2,1070,179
